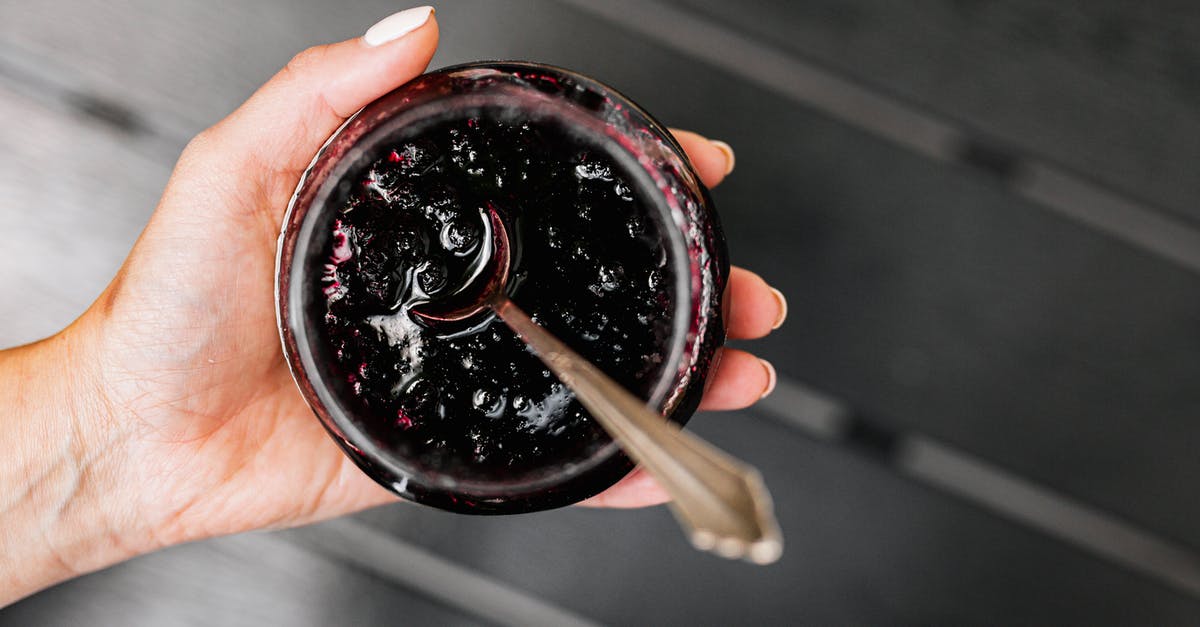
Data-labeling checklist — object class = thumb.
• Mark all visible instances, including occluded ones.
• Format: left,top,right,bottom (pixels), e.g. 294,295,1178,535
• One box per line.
200,6,439,178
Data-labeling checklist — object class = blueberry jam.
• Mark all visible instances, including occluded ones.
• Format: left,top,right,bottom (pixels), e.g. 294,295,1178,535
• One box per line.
318,113,677,485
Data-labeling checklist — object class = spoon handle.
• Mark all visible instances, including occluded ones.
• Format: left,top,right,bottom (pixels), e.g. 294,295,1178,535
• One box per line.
493,297,783,564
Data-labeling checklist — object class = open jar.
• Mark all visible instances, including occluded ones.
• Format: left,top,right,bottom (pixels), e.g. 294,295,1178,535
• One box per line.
276,61,728,514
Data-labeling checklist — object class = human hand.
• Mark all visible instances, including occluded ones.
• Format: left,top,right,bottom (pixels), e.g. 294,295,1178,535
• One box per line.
1,5,786,601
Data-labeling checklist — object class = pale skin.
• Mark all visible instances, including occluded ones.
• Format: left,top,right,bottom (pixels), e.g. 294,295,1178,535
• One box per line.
0,12,787,604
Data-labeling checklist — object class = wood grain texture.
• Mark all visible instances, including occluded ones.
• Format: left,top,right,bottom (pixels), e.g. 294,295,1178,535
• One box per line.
669,0,1200,225
353,413,1200,625
0,532,481,627
705,75,1200,552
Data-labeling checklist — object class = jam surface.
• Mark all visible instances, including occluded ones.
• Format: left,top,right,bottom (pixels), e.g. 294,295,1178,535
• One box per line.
319,114,676,484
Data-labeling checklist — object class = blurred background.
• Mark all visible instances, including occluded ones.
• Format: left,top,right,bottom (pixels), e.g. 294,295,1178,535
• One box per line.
3,0,1200,624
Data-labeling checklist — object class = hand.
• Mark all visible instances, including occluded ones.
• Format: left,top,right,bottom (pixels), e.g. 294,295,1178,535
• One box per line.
0,6,787,601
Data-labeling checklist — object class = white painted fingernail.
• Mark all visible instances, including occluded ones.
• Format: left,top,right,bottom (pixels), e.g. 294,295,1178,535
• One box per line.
759,359,777,399
709,139,735,175
769,287,788,330
364,6,434,47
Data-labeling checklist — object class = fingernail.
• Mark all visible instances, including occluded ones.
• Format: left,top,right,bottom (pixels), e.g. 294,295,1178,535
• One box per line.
364,6,434,47
759,359,777,399
769,287,788,329
709,139,735,175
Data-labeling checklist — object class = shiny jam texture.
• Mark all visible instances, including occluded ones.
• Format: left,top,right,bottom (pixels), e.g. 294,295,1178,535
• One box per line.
319,114,674,483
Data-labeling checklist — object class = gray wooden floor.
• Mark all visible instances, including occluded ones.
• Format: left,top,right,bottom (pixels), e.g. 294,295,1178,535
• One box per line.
3,1,1200,624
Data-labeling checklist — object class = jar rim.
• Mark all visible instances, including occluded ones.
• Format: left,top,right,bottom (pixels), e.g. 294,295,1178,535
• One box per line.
275,61,722,511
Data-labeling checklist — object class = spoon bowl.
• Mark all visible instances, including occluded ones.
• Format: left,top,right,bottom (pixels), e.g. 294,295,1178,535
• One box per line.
411,205,511,325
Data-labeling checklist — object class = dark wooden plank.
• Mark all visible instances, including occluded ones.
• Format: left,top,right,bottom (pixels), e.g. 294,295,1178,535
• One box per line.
286,519,598,627
667,0,1200,225
0,533,483,627
691,71,1200,552
563,0,1200,279
356,413,1200,625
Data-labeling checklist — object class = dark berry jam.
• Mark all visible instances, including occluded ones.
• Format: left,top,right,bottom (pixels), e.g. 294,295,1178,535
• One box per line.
279,62,729,514
319,114,676,486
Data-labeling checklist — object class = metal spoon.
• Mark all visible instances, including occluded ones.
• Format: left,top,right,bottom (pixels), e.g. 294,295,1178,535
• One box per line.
412,206,783,564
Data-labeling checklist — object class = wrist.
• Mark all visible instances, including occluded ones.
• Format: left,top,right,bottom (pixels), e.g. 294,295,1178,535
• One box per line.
0,322,146,604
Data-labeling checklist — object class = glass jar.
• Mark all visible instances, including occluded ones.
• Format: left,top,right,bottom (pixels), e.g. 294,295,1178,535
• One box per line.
276,61,729,513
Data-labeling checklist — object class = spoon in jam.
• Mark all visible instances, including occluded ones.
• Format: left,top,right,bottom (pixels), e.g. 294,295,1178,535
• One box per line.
411,205,783,565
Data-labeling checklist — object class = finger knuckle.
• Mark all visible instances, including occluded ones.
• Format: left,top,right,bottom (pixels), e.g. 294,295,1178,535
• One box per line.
284,44,329,79
181,126,219,160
